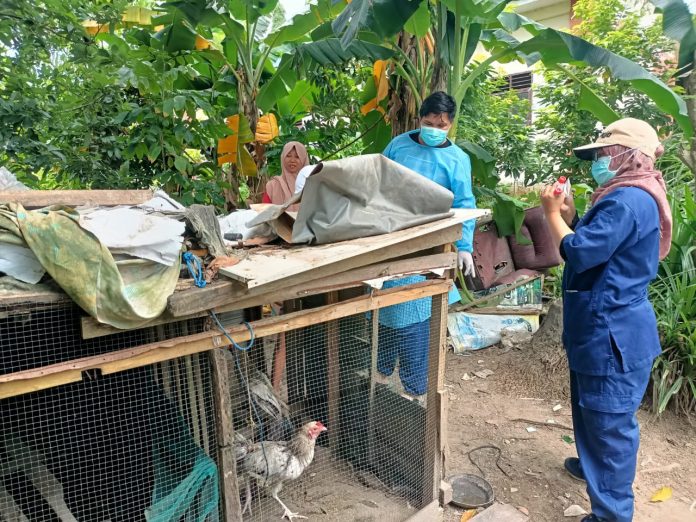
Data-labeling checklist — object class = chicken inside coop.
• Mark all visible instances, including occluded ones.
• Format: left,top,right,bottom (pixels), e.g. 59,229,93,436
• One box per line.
236,421,327,520
225,314,433,522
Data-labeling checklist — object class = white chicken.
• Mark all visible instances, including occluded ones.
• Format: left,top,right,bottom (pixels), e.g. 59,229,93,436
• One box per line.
237,420,327,520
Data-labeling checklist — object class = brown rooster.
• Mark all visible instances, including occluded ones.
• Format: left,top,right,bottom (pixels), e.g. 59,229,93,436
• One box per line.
236,420,327,520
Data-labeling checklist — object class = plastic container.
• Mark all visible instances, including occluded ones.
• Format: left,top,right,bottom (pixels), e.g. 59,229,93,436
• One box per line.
554,175,571,196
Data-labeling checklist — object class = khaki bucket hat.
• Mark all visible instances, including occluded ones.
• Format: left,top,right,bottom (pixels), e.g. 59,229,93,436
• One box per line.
573,118,661,161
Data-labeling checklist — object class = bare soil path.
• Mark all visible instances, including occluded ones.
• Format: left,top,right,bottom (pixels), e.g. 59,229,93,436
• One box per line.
443,348,696,521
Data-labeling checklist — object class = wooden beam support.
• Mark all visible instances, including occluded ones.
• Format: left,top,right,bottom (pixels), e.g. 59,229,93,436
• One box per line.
0,280,451,399
0,189,154,208
421,286,449,507
168,225,464,317
83,253,456,339
209,349,244,521
326,292,340,453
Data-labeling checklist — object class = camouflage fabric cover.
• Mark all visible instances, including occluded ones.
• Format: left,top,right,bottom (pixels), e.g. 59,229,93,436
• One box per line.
0,203,180,329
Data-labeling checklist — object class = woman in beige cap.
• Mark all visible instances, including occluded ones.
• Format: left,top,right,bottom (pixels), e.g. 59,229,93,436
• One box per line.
540,118,672,522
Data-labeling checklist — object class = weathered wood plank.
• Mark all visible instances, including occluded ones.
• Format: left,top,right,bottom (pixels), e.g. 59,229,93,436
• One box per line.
167,224,464,317
454,275,542,312
209,349,244,521
218,209,486,291
0,189,154,207
83,253,455,338
80,297,240,339
0,280,451,399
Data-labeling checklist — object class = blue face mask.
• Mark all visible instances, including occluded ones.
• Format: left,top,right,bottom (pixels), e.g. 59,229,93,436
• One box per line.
420,126,449,147
591,156,617,186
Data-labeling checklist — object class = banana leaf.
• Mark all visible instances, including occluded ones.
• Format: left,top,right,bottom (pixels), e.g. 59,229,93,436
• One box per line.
332,0,424,49
512,29,693,136
264,1,345,45
257,54,297,112
443,0,512,20
296,38,395,66
650,0,696,72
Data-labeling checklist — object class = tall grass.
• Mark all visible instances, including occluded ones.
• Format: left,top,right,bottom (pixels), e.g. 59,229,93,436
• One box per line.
650,185,696,416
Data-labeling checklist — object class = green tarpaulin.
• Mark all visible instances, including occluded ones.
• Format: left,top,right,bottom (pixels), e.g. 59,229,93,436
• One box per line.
0,203,180,329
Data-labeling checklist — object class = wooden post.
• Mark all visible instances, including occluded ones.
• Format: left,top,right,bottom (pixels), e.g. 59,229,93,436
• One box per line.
209,349,243,521
326,292,340,453
284,299,301,407
367,308,379,466
421,289,449,507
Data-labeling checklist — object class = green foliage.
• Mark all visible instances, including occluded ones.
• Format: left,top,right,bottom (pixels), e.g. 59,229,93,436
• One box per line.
532,0,681,185
649,184,696,415
651,261,696,415
458,68,540,182
0,0,236,205
264,65,371,176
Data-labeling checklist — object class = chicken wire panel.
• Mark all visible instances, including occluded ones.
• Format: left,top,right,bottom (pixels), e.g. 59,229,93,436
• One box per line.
0,355,221,522
0,300,208,375
0,300,232,521
227,298,442,521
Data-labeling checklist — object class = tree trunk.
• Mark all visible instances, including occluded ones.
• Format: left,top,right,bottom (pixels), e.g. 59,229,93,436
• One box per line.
430,59,448,94
430,3,449,94
389,32,421,137
237,70,268,206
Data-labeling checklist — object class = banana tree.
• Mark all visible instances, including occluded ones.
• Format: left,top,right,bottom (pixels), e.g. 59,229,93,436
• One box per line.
327,0,691,234
649,0,696,174
154,0,398,201
326,0,689,136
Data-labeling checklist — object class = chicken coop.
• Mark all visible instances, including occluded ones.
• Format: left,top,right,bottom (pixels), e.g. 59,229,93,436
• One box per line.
0,208,487,522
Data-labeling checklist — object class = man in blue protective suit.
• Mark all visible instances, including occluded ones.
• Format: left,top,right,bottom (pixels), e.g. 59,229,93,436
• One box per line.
376,91,477,404
541,118,671,522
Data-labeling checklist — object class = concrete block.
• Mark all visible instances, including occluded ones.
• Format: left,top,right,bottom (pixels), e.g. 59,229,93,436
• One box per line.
470,503,528,522
439,480,453,506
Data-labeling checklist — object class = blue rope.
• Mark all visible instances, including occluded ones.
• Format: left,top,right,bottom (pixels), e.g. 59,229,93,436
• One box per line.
183,251,206,288
208,310,269,482
208,312,255,352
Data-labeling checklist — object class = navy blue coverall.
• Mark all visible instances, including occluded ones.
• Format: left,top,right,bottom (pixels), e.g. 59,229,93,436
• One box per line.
561,187,662,521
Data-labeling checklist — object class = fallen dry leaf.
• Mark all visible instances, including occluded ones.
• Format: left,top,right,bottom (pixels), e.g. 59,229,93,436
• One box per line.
650,487,673,503
460,509,477,521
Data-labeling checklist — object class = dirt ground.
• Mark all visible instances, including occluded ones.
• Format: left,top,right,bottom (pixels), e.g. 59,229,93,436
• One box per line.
443,347,696,521
247,446,417,521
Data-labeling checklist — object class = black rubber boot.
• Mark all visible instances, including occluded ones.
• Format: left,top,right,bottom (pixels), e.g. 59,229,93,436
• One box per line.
564,457,586,482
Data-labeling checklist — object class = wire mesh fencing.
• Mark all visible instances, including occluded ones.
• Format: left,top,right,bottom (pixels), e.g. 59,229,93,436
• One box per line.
0,301,224,521
225,296,443,521
0,289,446,522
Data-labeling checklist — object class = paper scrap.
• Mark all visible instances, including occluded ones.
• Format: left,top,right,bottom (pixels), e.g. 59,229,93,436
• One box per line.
473,369,494,379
